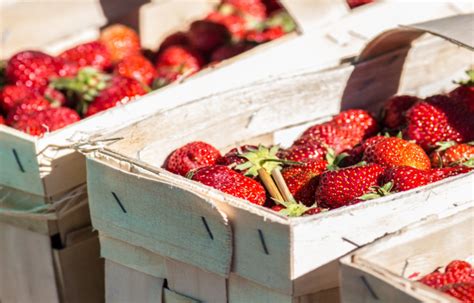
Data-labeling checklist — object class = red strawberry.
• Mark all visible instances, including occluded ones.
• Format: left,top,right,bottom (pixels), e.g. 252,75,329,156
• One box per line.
114,55,157,86
442,283,474,303
450,70,474,112
166,141,222,176
190,165,266,205
6,51,63,89
381,166,434,192
339,135,386,167
188,20,230,53
333,109,379,142
262,0,283,13
158,32,190,54
85,76,147,116
430,142,474,168
216,145,257,172
0,116,5,125
430,166,473,182
285,139,327,162
404,96,474,150
347,0,373,9
382,95,420,129
419,260,473,289
211,43,254,62
315,163,384,209
6,96,52,125
59,41,111,71
8,107,79,136
419,271,449,289
281,158,327,206
154,46,204,87
206,12,247,40
245,26,285,43
100,24,141,63
363,137,431,170
299,122,354,153
0,85,37,112
222,0,267,19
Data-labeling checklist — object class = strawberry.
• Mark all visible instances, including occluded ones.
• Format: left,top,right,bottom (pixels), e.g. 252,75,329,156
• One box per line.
442,283,474,303
245,26,285,43
382,95,420,129
262,0,283,13
216,145,257,172
206,12,248,40
154,46,204,87
190,165,266,205
299,122,354,153
404,96,474,150
450,70,474,112
114,55,157,86
363,137,431,170
100,24,141,63
188,20,230,53
0,85,37,112
8,107,79,136
333,109,379,142
281,158,327,206
0,116,5,125
59,41,111,71
381,166,434,192
165,141,222,176
85,76,147,116
222,0,267,19
6,51,64,89
430,166,473,181
6,96,52,125
347,0,373,9
284,139,328,162
419,260,473,290
211,42,254,62
431,141,474,168
158,32,190,54
233,145,284,177
315,163,384,209
339,135,386,167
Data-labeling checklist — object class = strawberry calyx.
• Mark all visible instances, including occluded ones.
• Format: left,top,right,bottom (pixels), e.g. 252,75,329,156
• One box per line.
235,145,298,177
51,67,110,115
359,181,393,201
325,147,348,171
272,197,318,217
435,141,457,152
265,11,296,33
454,70,474,86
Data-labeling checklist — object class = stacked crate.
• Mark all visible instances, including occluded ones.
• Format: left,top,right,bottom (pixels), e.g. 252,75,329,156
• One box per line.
84,15,473,302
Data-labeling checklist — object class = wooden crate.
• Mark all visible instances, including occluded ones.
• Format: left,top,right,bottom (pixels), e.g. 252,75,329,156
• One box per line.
101,233,340,303
0,223,104,303
340,208,474,303
0,2,469,201
0,0,148,58
84,15,474,301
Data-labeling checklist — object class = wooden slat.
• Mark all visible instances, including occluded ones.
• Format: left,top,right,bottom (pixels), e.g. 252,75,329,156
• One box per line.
0,222,59,303
87,158,233,278
105,260,164,303
100,234,167,279
339,209,473,303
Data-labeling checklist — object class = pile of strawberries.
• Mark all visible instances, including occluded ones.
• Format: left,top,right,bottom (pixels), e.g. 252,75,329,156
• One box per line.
417,260,474,302
164,72,474,216
0,0,295,136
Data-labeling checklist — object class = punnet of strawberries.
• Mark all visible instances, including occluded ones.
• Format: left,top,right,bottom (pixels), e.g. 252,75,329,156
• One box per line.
164,71,474,217
415,260,474,302
0,0,297,137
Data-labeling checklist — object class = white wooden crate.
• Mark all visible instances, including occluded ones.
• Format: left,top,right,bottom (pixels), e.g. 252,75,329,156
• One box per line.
0,1,468,201
84,15,474,301
101,233,340,303
340,208,474,303
0,223,104,303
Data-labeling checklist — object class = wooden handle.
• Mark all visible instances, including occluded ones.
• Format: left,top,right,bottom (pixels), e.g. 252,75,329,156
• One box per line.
271,169,294,203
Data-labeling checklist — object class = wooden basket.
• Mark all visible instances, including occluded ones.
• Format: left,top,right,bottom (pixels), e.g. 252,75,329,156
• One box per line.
84,15,474,302
340,208,473,303
0,1,468,200
0,223,103,303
